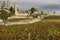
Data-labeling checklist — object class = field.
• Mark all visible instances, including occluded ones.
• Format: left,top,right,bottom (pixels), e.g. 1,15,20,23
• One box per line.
0,16,60,40
44,15,60,20
8,18,34,22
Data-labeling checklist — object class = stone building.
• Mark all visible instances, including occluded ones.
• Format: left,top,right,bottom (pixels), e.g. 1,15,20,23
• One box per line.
8,3,31,19
0,0,39,19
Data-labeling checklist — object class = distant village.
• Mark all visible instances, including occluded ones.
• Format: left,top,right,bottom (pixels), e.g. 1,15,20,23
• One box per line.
0,0,41,19
0,0,56,22
0,0,58,25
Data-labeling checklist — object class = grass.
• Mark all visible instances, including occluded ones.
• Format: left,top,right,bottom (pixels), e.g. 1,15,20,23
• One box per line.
0,15,60,40
44,15,60,20
8,18,34,22
43,19,60,22
0,19,60,40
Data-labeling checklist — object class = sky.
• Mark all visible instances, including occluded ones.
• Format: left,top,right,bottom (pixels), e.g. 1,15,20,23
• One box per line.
1,0,60,14
10,0,60,4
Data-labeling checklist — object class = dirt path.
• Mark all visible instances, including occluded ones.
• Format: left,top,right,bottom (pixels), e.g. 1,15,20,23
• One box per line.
0,18,41,25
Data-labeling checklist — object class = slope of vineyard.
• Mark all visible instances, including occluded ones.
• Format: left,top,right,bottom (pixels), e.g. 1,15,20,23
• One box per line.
0,19,60,40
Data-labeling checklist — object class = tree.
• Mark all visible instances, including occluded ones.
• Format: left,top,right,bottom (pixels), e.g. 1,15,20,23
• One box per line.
41,11,44,15
53,12,55,14
29,7,38,15
9,6,15,16
0,9,9,25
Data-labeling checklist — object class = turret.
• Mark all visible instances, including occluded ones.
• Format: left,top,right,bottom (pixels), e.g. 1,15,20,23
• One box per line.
1,0,8,9
12,3,19,15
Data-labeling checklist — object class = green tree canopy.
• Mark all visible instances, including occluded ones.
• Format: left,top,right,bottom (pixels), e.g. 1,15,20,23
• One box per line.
9,6,15,16
0,9,9,24
30,7,38,13
41,11,44,14
53,12,55,14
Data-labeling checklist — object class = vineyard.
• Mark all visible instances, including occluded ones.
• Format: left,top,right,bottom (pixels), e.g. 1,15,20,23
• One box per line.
0,19,60,40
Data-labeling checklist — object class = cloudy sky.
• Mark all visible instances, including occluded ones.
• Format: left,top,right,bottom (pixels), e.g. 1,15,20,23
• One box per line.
10,0,60,4
8,0,60,14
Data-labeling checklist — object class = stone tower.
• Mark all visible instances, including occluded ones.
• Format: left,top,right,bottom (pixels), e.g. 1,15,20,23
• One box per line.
1,0,8,8
13,3,19,15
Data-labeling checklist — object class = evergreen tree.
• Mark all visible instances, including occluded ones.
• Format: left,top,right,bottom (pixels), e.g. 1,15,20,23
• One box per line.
0,9,9,25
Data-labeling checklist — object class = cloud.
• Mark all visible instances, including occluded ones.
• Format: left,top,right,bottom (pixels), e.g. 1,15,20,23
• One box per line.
9,0,60,4
9,0,60,13
40,0,60,4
